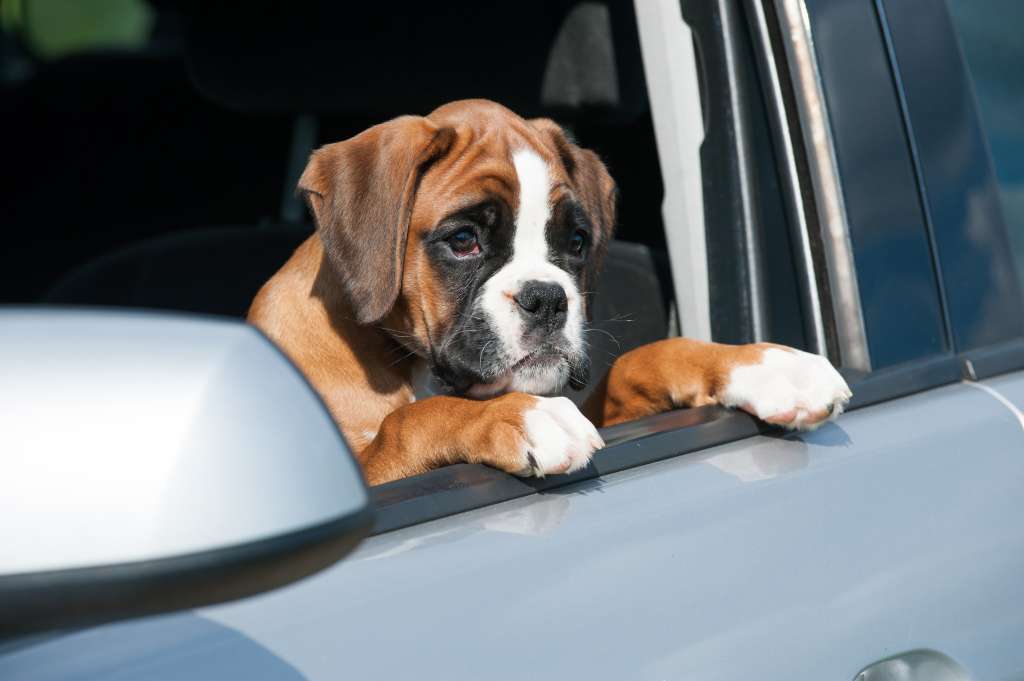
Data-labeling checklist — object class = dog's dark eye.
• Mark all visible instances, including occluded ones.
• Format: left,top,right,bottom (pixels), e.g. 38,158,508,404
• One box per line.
448,228,481,257
569,230,587,256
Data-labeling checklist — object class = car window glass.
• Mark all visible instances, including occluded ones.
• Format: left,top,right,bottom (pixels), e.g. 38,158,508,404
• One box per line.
947,0,1024,284
878,0,1024,352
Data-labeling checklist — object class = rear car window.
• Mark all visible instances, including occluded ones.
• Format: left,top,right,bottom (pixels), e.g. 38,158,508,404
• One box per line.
948,0,1024,282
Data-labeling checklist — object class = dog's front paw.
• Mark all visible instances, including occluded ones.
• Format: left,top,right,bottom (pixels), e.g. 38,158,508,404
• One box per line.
722,346,852,430
490,395,603,477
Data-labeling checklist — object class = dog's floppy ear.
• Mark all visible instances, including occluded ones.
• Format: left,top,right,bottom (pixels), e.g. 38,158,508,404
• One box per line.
529,118,618,319
299,116,454,324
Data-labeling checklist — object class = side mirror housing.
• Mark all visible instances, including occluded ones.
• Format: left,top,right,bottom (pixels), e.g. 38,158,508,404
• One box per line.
0,309,373,636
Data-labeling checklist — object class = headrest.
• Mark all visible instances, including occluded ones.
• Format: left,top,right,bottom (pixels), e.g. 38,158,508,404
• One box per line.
177,0,647,121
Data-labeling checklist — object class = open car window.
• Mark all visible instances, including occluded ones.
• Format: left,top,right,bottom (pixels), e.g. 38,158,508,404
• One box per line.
1,1,865,535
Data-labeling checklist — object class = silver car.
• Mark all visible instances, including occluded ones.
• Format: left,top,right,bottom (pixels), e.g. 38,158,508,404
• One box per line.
3,0,1024,679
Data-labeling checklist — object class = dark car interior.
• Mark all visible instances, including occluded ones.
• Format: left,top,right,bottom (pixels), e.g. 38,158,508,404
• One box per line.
1,0,681,404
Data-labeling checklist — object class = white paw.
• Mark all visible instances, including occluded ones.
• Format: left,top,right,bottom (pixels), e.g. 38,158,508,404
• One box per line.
722,347,852,431
519,396,604,477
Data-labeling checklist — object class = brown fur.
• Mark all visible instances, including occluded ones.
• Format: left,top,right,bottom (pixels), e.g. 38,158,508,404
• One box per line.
249,100,824,485
582,339,770,426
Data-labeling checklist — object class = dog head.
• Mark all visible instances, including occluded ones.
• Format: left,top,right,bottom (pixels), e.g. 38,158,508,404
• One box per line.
299,99,617,396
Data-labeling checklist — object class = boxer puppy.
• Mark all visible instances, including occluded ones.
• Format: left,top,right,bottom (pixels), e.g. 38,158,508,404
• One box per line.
249,99,851,485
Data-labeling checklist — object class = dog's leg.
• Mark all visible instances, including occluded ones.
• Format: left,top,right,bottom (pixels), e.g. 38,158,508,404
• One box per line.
359,393,604,485
583,339,852,430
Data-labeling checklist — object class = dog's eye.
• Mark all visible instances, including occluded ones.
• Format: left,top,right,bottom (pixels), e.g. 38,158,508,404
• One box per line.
569,230,587,256
448,228,481,257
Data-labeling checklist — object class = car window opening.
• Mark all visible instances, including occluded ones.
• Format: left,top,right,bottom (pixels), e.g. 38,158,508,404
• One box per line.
2,1,817,509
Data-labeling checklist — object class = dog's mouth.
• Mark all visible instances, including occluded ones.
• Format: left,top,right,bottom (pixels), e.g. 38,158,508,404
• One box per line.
432,349,560,396
464,351,563,398
432,344,589,398
507,349,561,372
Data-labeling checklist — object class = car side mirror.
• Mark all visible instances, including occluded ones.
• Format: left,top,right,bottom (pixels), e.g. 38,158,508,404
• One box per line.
0,309,373,637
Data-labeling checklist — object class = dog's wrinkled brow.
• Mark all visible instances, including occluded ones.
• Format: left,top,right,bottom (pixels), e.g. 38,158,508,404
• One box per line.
435,196,510,227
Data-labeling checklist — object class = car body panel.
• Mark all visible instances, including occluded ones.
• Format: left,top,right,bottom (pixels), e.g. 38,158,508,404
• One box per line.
5,379,1023,680
984,371,1024,414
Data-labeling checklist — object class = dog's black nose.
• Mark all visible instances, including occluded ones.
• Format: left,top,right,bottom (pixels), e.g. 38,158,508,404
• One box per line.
514,281,568,329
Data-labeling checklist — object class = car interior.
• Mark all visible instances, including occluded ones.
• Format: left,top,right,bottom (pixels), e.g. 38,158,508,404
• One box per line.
1,0,683,408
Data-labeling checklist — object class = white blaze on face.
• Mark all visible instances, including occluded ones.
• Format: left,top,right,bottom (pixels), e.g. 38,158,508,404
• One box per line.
476,147,585,394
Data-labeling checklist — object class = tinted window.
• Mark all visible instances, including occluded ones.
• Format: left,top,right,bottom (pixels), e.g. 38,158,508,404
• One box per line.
948,0,1024,281
805,0,948,367
881,0,1024,351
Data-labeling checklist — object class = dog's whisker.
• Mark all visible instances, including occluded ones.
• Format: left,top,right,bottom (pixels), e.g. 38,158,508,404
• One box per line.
588,314,636,324
384,348,418,368
378,325,421,343
478,339,496,373
585,326,623,349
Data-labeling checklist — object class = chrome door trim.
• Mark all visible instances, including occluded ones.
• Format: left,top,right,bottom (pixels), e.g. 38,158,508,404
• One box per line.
745,0,825,357
747,0,871,371
773,0,871,370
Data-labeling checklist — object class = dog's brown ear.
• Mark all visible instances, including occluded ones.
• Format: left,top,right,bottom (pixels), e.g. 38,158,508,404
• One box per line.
530,118,618,317
299,116,454,324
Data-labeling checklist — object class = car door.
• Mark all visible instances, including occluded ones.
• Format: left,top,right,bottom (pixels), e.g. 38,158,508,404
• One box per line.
6,380,1022,681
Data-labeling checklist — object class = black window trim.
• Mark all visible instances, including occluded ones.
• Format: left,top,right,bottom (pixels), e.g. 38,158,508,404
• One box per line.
371,405,767,536
684,0,769,345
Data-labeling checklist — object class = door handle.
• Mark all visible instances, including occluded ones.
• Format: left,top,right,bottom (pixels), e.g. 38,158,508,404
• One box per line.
854,649,973,681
